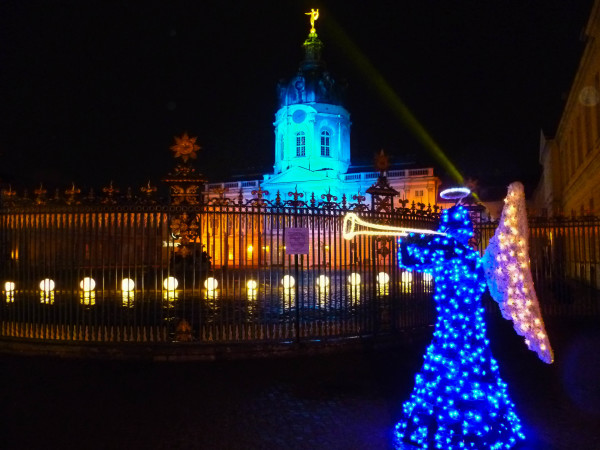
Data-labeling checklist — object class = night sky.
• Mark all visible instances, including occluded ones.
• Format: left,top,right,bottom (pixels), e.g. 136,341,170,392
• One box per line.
0,0,594,198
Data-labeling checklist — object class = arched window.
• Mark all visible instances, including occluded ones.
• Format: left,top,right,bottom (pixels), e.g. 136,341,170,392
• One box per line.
296,131,306,157
320,130,330,157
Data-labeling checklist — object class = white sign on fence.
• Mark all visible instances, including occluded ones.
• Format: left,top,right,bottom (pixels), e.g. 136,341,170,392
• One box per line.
285,228,309,255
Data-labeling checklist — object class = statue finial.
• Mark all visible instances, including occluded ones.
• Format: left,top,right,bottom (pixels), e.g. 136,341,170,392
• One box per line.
305,8,319,35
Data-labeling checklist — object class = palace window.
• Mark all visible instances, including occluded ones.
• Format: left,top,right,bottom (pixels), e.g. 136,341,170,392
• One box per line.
320,130,330,157
415,190,424,197
296,132,306,157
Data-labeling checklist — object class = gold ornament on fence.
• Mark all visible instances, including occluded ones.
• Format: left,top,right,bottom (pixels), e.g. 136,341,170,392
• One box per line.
170,132,200,163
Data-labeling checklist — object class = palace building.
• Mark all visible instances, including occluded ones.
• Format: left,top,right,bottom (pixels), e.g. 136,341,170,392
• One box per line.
534,0,600,216
206,12,442,207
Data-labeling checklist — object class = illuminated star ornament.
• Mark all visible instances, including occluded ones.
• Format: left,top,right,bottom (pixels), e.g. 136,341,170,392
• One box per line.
342,183,554,449
170,132,201,163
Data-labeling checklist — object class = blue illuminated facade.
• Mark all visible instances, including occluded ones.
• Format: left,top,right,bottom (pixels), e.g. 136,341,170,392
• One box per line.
395,206,525,449
208,17,442,207
262,27,353,198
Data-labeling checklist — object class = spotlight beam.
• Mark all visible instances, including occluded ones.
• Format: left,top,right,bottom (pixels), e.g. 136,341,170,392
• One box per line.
325,15,466,186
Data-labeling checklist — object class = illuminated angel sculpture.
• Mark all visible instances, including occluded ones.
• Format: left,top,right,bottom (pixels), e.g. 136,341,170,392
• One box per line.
342,183,553,449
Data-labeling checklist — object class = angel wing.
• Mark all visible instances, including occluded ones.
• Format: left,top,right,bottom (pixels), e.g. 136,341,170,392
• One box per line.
481,182,554,364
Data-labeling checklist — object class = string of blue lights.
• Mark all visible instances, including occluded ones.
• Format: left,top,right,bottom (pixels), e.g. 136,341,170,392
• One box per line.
394,206,525,449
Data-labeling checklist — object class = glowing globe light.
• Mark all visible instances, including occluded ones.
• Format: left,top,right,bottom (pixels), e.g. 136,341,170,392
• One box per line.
246,279,257,290
316,275,330,288
163,276,178,291
121,278,135,292
401,271,413,283
281,275,295,289
348,272,361,286
4,281,15,292
39,278,55,292
377,272,390,284
79,277,96,291
204,277,218,290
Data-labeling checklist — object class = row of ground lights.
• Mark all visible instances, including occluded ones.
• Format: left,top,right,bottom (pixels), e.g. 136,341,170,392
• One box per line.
3,272,432,301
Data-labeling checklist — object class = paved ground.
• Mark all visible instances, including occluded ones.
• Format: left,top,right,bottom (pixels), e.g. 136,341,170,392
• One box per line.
0,317,598,450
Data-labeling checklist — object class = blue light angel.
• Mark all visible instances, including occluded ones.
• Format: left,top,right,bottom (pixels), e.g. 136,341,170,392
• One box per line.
394,205,524,449
342,183,554,449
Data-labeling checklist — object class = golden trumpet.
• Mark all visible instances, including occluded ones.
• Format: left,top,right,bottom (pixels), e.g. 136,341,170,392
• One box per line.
342,213,446,240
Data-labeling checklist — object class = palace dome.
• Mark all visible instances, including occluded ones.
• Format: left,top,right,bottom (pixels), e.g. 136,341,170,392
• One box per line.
276,33,346,108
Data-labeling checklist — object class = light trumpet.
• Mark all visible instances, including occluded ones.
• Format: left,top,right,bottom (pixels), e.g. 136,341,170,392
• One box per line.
342,213,446,240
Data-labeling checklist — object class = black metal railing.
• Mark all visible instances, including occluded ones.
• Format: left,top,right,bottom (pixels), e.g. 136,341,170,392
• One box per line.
476,215,600,317
0,202,439,343
1,191,598,346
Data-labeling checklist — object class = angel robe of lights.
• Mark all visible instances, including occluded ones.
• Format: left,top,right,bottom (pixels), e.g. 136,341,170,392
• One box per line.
394,206,525,450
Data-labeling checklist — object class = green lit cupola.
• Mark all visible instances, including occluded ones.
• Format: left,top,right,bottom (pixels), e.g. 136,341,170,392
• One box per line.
277,22,344,107
264,9,352,197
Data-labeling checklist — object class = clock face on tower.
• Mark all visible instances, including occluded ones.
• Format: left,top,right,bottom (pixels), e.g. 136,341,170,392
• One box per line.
292,110,306,124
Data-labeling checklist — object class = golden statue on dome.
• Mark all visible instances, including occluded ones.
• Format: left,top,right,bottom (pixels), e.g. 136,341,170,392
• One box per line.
305,8,319,34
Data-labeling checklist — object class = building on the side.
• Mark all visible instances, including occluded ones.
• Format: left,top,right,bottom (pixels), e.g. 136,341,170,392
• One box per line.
207,16,442,207
533,0,600,216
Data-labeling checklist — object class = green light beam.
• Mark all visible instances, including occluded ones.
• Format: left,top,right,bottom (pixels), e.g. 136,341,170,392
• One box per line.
325,16,465,186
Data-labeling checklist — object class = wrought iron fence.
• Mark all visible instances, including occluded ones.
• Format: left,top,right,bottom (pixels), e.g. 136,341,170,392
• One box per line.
1,185,598,346
0,200,439,344
476,215,600,317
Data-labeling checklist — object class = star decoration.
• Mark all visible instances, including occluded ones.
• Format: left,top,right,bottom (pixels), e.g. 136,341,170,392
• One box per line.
374,149,390,173
170,133,201,163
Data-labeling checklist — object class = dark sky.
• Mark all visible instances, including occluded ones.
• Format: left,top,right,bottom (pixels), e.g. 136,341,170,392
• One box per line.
0,0,594,197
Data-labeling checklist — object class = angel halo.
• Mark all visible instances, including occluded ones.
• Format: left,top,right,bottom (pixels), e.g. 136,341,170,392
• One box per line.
439,186,471,201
